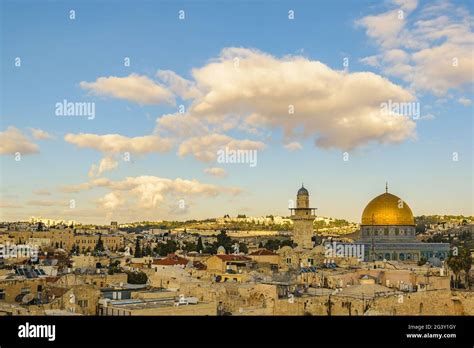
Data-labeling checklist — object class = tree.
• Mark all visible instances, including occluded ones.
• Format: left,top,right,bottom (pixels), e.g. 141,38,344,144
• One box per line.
37,222,44,231
448,250,463,288
154,240,178,257
460,248,472,289
134,239,142,258
203,242,217,255
70,244,78,255
264,239,281,251
216,230,233,253
126,271,148,284
182,241,196,253
238,242,248,254
196,237,204,253
145,244,152,256
108,260,121,275
94,235,105,254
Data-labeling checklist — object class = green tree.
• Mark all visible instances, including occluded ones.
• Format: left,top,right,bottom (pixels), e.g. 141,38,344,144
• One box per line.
108,260,121,275
460,248,472,289
238,242,248,254
154,240,178,256
183,241,196,252
134,238,142,258
126,271,148,284
196,237,204,253
216,230,233,253
94,235,105,254
448,250,463,288
70,244,78,255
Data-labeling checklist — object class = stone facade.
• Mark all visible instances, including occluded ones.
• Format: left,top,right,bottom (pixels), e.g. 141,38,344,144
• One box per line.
290,186,316,249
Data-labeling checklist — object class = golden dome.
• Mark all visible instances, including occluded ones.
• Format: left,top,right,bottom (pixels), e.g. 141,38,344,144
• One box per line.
361,192,414,226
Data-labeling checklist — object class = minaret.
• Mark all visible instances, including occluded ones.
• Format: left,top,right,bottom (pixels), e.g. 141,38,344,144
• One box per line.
290,184,317,249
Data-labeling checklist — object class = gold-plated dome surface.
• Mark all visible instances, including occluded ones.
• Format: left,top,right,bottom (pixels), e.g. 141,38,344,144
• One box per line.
361,192,414,226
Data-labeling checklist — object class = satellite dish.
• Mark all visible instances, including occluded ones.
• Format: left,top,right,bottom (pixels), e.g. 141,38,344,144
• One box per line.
22,293,35,305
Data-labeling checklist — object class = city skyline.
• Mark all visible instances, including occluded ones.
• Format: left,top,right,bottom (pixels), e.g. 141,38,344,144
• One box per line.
1,0,473,224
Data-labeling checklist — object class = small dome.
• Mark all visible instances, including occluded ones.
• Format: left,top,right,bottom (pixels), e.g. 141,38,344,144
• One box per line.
297,185,309,196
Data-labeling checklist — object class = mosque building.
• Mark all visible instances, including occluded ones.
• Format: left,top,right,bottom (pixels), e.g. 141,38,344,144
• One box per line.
290,185,316,249
357,184,450,262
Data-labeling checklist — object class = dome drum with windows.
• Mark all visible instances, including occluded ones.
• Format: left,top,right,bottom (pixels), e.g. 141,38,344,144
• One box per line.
360,184,416,242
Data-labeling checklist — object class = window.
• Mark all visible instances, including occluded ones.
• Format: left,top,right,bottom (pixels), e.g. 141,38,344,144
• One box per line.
286,257,292,264
308,258,314,266
384,228,389,236
20,287,30,294
78,300,89,308
0,289,5,300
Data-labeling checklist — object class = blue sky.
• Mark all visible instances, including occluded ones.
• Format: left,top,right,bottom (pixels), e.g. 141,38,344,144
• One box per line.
1,0,473,224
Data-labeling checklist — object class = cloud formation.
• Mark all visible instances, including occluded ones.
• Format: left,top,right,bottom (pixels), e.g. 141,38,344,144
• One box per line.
80,73,175,105
155,47,416,150
357,0,474,96
178,133,265,162
62,176,241,211
284,142,303,151
30,128,54,140
204,167,228,178
65,133,173,155
88,156,119,177
0,126,39,155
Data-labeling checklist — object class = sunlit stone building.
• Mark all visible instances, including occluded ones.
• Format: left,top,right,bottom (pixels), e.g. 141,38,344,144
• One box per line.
290,185,316,249
358,185,450,262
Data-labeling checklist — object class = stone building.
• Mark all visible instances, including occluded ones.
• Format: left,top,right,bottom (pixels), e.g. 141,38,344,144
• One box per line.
357,185,450,262
290,185,316,249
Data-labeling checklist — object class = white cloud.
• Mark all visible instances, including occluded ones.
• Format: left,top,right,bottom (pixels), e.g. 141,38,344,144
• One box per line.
98,192,125,210
88,156,119,177
156,70,200,99
204,167,228,178
284,142,303,151
358,0,474,96
182,48,416,150
458,97,472,106
356,9,407,49
63,176,241,210
80,73,175,105
0,126,39,155
30,128,54,140
360,55,381,67
178,133,265,162
155,112,209,138
65,133,173,155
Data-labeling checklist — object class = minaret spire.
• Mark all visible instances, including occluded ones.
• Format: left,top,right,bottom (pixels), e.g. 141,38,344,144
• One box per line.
385,182,388,193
